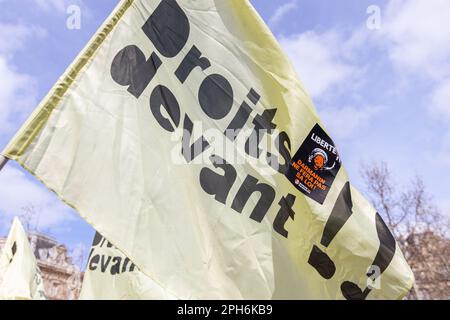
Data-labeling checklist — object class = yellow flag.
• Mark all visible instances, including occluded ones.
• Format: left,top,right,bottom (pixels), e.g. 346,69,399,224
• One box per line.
2,0,414,299
80,232,176,300
0,218,46,300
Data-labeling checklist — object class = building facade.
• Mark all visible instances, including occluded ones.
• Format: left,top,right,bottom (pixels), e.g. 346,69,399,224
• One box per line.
0,232,83,300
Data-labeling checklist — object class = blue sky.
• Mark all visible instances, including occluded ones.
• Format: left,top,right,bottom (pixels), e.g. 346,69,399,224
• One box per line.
0,0,449,269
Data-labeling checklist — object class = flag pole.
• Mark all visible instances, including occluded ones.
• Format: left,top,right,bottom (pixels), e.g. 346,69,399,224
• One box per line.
0,155,9,172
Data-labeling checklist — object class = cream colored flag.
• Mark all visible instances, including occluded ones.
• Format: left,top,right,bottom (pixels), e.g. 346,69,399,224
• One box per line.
2,0,414,299
80,232,176,300
0,218,46,300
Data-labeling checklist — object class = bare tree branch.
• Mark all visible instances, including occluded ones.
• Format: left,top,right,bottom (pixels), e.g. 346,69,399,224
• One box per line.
361,162,450,300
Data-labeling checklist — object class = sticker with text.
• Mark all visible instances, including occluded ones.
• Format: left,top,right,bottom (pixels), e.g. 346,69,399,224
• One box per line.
286,124,341,204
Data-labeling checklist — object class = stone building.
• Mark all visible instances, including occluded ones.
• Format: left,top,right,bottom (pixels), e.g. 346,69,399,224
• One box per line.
0,232,83,300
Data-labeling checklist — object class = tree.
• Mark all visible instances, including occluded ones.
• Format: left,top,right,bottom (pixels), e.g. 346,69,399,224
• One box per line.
361,162,450,299
18,204,42,232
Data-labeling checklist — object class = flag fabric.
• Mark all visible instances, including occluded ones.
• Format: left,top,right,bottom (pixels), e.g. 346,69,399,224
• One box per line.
1,0,414,299
0,218,46,300
80,232,176,300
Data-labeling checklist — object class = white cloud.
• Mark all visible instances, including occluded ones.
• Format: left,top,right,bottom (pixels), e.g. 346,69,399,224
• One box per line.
0,23,45,136
33,0,83,13
320,105,383,140
0,57,37,135
268,1,298,27
382,0,450,80
379,0,450,126
277,23,378,138
431,79,450,121
0,24,47,55
0,166,75,230
31,0,92,25
279,30,358,98
34,0,65,12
